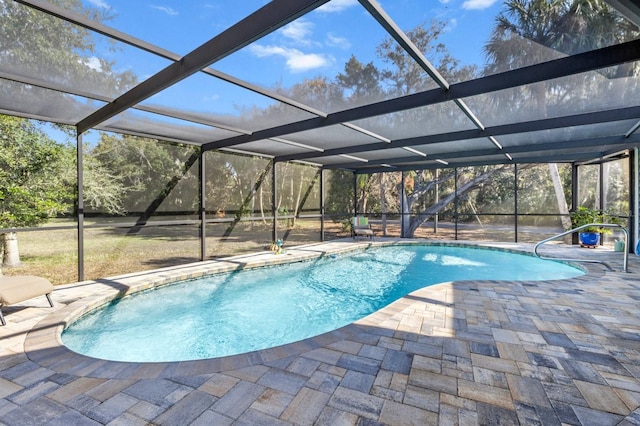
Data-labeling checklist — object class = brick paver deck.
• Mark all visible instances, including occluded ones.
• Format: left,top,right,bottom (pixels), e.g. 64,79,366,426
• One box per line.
1,239,639,425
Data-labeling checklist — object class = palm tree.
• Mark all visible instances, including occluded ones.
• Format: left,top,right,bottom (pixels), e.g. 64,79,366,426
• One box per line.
484,0,639,229
485,0,638,114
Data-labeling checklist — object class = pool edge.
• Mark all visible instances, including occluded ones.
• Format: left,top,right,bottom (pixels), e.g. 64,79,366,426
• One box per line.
24,239,600,379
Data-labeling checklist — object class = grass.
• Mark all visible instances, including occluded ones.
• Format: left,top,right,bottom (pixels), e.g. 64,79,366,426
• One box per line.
3,220,340,285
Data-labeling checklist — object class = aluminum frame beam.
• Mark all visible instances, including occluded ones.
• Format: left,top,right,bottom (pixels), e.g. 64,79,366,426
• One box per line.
15,0,333,122
202,39,640,153
327,134,640,170
358,0,449,90
77,0,330,133
353,150,634,174
605,0,640,27
276,105,640,162
357,0,502,158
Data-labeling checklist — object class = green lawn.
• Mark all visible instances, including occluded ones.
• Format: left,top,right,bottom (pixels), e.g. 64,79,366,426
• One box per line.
3,220,339,285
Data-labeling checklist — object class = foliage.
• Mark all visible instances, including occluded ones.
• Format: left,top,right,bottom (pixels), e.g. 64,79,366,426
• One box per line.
484,0,640,119
568,206,621,233
0,0,137,116
90,133,199,215
0,116,73,228
377,20,477,95
325,169,355,223
204,151,250,215
603,160,629,215
83,151,128,215
335,55,382,102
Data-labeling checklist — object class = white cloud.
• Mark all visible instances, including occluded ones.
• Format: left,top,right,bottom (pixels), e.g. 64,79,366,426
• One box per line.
87,0,110,8
326,33,351,49
287,52,331,72
84,57,103,72
203,94,220,102
317,0,358,13
445,18,458,32
281,20,313,42
249,44,332,72
462,0,497,10
151,5,179,15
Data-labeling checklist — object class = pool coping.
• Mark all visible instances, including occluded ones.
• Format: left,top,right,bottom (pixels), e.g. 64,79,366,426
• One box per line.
23,239,603,380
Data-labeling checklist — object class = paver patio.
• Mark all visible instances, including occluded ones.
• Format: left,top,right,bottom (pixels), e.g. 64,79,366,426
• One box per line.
1,240,639,425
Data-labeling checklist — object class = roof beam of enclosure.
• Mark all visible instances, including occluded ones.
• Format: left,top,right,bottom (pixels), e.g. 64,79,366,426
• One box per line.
22,0,385,149
275,105,640,162
327,134,640,169
576,148,631,165
76,0,330,134
18,0,336,122
605,0,640,27
19,0,387,148
354,151,625,174
15,0,178,59
0,69,255,135
358,0,449,90
202,39,640,153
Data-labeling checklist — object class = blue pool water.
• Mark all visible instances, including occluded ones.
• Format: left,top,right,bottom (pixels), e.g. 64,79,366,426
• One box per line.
62,245,583,362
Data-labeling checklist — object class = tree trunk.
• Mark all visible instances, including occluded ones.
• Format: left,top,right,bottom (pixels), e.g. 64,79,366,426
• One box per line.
250,187,255,231
379,174,387,236
404,169,496,237
2,232,22,267
360,194,367,215
549,163,571,230
292,177,303,227
399,188,411,238
259,185,266,224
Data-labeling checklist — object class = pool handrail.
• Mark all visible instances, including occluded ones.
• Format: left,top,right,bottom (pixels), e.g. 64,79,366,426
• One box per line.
533,223,628,272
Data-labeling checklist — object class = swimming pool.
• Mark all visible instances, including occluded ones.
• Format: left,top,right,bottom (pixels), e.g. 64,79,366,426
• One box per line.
62,244,583,362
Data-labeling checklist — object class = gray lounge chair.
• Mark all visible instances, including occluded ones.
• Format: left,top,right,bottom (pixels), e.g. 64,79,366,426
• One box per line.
0,275,54,325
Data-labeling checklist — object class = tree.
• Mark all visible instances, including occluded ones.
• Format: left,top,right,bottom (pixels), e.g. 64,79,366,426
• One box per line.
335,55,383,103
325,170,355,221
355,174,374,213
276,162,321,229
1,0,138,269
377,20,477,95
280,77,344,112
484,0,638,115
399,167,507,237
0,116,73,268
0,0,137,100
82,151,128,216
90,134,200,217
485,0,639,229
377,172,400,236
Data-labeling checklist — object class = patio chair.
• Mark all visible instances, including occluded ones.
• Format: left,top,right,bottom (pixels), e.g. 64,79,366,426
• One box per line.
351,216,374,240
0,275,54,326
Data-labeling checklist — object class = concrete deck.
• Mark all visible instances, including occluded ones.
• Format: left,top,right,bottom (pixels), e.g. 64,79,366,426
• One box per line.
1,239,639,425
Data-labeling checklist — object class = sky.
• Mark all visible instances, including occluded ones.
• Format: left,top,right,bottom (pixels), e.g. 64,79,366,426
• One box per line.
72,0,506,134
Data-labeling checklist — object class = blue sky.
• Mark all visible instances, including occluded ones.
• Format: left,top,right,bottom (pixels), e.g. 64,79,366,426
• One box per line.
78,0,505,122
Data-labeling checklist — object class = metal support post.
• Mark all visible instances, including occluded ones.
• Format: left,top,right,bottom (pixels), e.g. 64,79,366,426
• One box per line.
76,132,84,282
200,149,206,261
